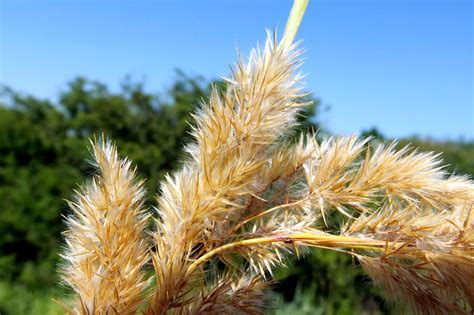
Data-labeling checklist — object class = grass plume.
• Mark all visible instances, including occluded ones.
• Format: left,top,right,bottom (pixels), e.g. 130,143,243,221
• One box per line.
60,1,473,313
61,140,150,314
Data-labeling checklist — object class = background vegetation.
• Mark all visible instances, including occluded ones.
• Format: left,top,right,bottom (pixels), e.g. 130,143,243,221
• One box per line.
0,74,472,314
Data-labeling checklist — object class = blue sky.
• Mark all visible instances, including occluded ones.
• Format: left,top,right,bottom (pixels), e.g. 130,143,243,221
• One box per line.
0,0,472,140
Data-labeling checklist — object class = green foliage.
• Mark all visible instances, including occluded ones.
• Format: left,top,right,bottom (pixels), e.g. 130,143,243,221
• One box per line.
0,282,64,315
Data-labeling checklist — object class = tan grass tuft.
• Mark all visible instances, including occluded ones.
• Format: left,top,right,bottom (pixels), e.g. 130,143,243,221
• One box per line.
61,139,151,314
190,275,270,314
60,1,474,313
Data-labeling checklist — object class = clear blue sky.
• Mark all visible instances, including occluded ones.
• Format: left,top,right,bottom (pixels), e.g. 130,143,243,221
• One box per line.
0,0,472,140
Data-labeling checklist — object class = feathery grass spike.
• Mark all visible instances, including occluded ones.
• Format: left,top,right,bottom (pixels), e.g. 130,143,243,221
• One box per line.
60,1,474,314
61,139,150,314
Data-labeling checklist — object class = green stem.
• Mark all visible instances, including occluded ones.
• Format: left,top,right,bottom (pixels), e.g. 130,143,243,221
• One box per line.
282,0,309,47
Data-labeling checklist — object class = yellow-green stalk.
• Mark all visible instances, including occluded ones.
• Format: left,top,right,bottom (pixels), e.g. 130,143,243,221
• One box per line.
283,0,309,47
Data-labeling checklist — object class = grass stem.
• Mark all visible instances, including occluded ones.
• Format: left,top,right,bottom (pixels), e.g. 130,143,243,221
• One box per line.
282,0,309,47
185,232,398,277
